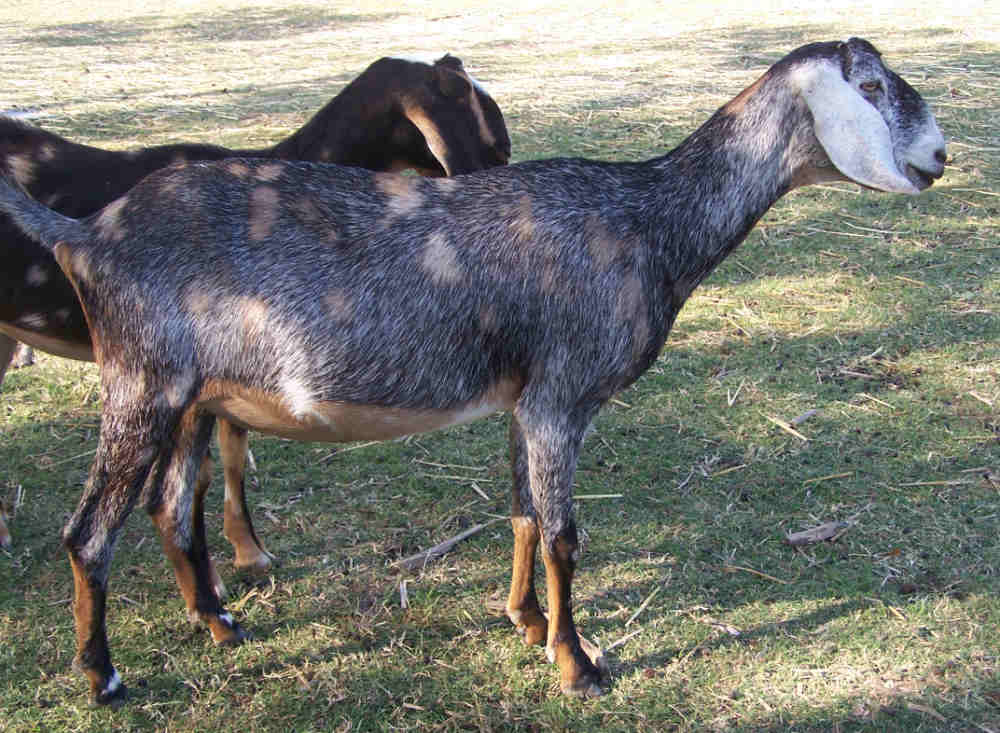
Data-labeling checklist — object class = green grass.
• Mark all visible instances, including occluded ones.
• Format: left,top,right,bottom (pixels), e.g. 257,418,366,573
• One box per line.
1,1,999,730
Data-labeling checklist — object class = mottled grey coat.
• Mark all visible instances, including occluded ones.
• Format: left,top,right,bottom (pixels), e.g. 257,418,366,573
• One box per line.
0,38,946,705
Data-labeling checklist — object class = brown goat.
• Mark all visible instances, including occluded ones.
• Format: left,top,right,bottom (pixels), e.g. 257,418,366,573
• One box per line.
0,39,944,704
0,54,510,557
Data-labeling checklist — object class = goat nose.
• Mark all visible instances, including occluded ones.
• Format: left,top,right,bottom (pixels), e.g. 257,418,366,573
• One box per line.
934,148,947,165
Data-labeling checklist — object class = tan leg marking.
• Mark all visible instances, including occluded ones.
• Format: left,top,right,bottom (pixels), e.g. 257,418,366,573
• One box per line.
506,516,547,646
218,420,274,573
541,536,606,698
68,552,114,699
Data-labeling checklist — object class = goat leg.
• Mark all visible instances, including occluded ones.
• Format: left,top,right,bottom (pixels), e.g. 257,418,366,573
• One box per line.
63,393,167,706
540,525,603,698
217,420,275,573
150,409,246,646
193,454,226,599
523,411,604,698
504,417,547,645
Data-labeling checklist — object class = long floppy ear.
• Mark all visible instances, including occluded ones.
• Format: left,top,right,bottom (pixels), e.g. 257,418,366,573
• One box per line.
796,59,919,194
402,103,456,176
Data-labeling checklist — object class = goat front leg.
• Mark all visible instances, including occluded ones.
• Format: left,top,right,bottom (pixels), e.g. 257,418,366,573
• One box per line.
503,416,547,646
151,410,246,647
521,410,606,698
217,420,275,573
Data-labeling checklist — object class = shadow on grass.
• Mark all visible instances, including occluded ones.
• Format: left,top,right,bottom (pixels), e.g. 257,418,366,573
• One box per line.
17,6,402,48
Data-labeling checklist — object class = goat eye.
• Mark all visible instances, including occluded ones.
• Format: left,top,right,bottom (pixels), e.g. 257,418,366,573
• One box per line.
860,81,881,93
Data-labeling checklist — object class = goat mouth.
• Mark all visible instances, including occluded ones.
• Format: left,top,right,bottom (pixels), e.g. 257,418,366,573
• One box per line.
905,163,942,190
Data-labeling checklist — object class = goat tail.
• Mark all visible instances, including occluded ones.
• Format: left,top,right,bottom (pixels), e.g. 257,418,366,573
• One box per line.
0,173,92,255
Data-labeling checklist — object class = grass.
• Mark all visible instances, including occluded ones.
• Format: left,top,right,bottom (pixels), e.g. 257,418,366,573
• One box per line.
1,0,998,730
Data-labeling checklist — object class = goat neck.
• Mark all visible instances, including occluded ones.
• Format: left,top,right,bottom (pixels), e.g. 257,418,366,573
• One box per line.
643,66,819,309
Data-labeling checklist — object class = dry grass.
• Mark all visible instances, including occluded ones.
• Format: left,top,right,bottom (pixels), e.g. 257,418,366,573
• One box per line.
1,1,999,731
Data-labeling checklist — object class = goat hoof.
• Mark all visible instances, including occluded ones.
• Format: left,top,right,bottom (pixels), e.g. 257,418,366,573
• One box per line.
520,622,547,647
234,550,277,575
92,682,128,708
213,616,250,646
561,672,604,699
87,668,128,708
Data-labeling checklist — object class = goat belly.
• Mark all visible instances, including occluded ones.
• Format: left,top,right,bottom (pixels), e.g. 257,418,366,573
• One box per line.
198,378,519,442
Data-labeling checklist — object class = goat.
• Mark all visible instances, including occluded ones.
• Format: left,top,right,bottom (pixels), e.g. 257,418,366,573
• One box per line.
0,38,945,705
0,54,510,554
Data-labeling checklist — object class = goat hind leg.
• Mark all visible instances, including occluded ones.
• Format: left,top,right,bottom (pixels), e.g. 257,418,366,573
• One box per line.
64,403,167,705
193,454,227,599
218,420,274,573
152,410,246,646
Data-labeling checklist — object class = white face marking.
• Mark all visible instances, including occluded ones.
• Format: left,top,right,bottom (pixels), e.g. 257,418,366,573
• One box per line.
907,117,946,172
793,59,919,194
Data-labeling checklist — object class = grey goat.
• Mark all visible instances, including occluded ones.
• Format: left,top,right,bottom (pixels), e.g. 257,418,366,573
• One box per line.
0,38,945,705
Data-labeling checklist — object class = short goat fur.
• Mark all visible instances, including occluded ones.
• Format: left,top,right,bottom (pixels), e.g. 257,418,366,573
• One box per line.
0,39,945,705
0,54,510,557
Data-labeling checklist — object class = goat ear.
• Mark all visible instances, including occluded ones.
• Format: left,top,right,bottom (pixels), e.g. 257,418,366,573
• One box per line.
402,105,454,176
798,61,919,194
435,54,464,71
435,63,470,99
